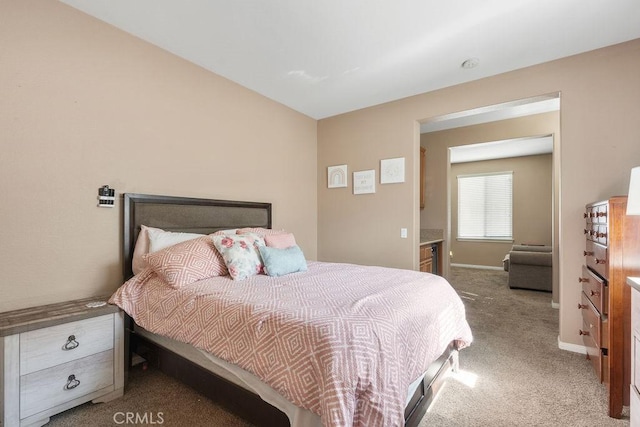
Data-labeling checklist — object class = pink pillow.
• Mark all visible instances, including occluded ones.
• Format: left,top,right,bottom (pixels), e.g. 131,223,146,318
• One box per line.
236,227,286,237
143,236,227,288
264,233,297,249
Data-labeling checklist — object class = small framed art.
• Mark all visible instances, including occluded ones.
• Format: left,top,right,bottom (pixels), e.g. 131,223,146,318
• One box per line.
353,170,376,194
327,165,348,188
380,157,405,184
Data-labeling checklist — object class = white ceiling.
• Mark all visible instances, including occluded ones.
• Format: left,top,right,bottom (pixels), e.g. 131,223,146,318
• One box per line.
59,0,640,120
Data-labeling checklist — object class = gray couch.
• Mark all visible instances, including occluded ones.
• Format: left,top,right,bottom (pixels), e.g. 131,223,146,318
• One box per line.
502,244,552,292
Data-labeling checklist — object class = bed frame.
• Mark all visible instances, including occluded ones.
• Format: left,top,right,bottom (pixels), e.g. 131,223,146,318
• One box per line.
121,193,458,427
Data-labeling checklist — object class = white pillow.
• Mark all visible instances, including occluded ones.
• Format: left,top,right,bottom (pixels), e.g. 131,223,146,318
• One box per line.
131,225,161,276
147,228,204,253
216,229,238,235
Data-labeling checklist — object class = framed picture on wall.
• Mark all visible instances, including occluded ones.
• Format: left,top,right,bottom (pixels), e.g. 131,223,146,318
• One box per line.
327,165,348,188
353,169,376,194
380,157,405,184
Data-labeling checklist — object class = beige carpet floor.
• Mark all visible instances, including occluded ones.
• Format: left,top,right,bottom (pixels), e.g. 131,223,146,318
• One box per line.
47,267,630,426
419,267,629,427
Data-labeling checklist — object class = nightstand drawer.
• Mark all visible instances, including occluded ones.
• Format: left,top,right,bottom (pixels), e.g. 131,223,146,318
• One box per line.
20,350,114,419
20,314,114,375
632,384,640,427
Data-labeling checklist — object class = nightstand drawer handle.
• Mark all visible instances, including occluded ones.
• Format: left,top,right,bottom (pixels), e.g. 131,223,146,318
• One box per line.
64,374,80,390
62,335,79,351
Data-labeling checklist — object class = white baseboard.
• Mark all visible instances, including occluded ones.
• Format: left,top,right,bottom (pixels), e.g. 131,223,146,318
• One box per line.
558,336,587,354
451,263,504,271
551,301,560,309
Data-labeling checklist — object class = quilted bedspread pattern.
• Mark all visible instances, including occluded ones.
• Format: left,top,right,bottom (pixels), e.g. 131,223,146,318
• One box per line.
110,261,472,427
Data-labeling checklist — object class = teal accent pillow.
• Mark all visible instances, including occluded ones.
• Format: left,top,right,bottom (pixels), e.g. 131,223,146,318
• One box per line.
258,245,307,277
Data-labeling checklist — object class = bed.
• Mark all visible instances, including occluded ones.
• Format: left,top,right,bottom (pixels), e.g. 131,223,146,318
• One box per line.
110,193,472,427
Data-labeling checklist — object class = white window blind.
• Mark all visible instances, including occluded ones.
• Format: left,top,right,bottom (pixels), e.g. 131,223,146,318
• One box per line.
457,171,513,240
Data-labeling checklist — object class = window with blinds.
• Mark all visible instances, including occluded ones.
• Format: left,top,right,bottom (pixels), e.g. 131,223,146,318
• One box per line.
457,171,513,240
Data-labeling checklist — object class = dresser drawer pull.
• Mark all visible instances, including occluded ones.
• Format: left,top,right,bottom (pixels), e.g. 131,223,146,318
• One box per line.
590,290,600,297
578,303,587,309
62,335,79,351
579,329,590,336
64,374,81,390
583,251,594,257
578,277,589,283
583,229,589,234
595,232,607,238
596,212,607,218
594,258,606,264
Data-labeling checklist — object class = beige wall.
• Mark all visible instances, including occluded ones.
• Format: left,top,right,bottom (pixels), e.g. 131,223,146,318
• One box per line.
0,0,318,312
449,154,552,267
3,0,639,351
317,112,419,268
421,112,559,302
318,39,640,348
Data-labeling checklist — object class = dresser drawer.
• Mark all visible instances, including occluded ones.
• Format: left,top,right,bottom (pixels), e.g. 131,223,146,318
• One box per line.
20,349,114,419
585,205,597,223
580,292,608,348
586,223,608,245
580,265,608,314
585,203,608,225
20,314,114,375
583,332,608,383
585,240,608,280
594,203,608,224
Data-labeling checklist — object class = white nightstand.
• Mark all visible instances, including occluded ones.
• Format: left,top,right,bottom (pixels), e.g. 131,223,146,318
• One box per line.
1,296,124,427
628,277,640,427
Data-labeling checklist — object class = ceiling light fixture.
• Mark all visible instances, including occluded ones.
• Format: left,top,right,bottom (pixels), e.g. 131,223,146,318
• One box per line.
461,58,480,69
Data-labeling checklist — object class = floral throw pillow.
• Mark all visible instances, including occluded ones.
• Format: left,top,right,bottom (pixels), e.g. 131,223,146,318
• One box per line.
211,233,266,280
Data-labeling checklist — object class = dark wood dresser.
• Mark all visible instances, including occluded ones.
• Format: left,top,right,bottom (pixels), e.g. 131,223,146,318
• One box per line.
579,196,640,418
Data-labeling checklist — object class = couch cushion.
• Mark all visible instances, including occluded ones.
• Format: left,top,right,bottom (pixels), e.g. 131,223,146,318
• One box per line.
511,244,551,253
509,251,552,267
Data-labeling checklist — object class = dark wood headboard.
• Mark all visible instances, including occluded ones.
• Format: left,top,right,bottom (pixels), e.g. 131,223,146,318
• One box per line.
122,193,272,280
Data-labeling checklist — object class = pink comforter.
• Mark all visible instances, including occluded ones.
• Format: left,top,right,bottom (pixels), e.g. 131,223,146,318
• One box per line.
110,261,472,427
